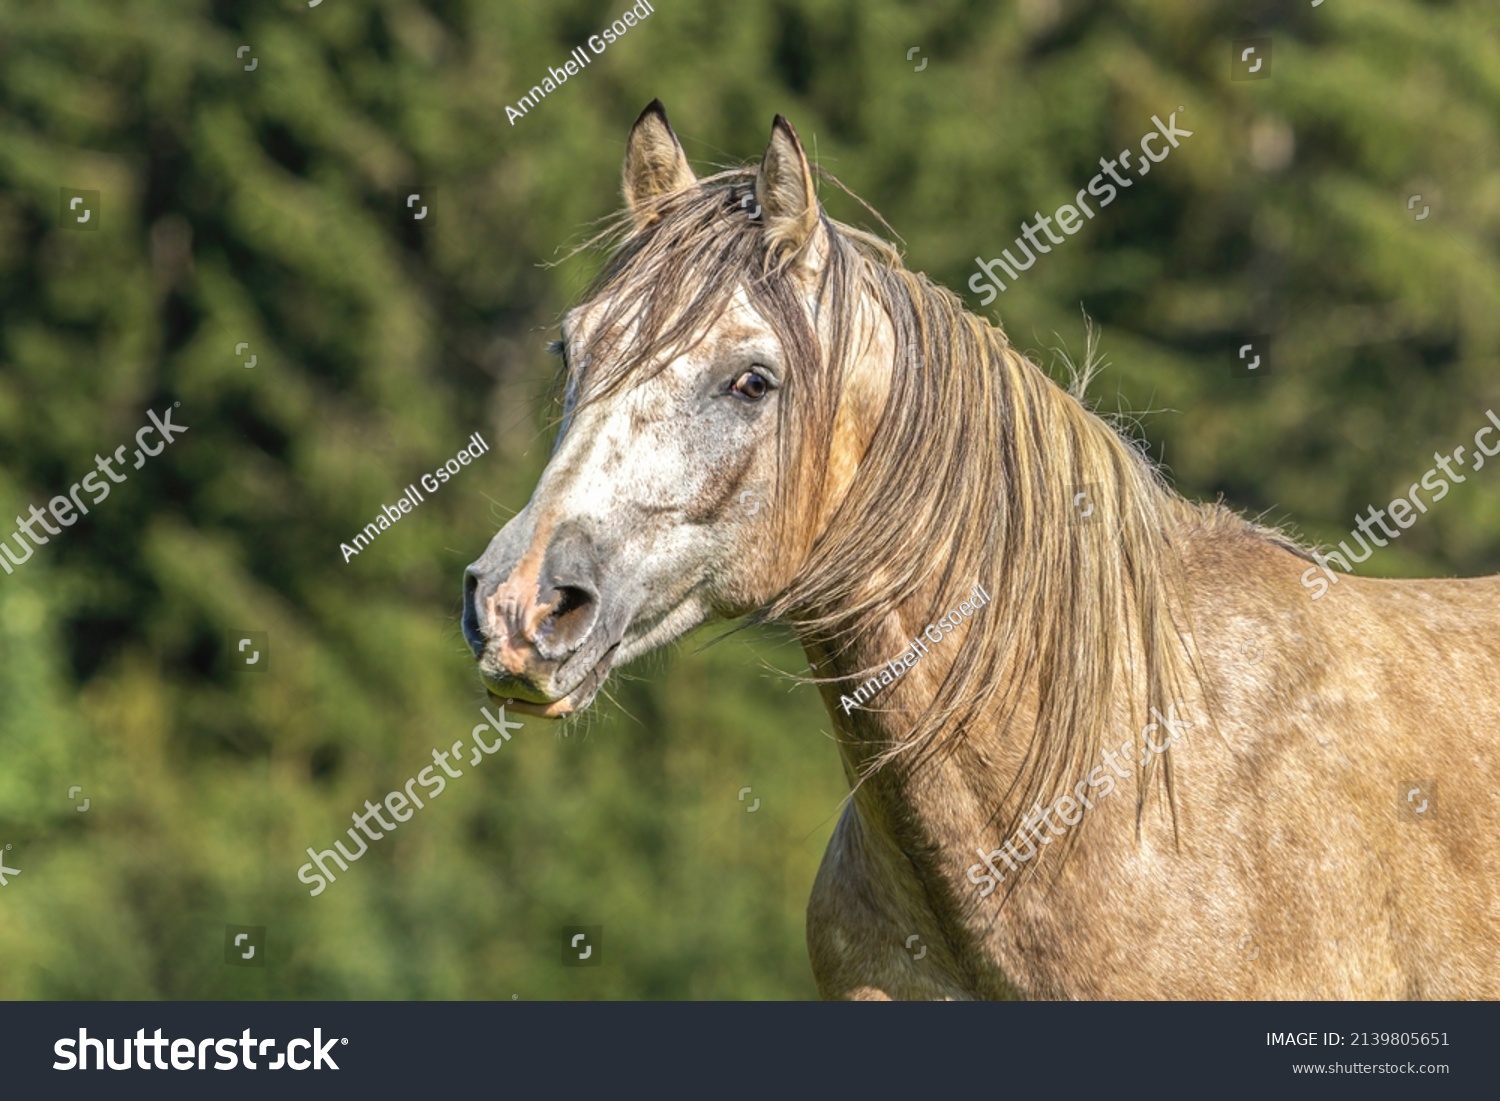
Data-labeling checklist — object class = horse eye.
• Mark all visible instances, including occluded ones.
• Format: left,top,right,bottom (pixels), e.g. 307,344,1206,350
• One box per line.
731,370,771,401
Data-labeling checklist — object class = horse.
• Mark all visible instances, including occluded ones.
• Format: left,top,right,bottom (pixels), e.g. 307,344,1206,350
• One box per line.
462,100,1500,999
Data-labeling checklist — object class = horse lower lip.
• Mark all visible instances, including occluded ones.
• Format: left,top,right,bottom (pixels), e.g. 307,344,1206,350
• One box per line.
482,677,552,705
485,642,620,718
495,693,570,718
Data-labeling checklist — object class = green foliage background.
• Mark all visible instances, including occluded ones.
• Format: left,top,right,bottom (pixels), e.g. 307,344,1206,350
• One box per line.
0,0,1496,999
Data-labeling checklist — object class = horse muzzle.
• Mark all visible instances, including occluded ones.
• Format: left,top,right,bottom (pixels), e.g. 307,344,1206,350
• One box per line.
463,521,621,718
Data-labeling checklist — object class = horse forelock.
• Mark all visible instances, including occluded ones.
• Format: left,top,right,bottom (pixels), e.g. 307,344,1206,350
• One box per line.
564,170,794,401
560,166,852,565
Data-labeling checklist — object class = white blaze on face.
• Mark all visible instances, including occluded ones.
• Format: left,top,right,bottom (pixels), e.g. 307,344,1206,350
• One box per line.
534,287,786,662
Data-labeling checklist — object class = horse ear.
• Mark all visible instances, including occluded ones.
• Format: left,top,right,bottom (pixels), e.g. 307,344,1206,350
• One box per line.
623,100,696,227
755,115,825,269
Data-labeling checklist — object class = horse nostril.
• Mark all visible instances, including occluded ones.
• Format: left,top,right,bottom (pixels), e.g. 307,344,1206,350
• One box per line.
538,584,598,652
462,569,488,657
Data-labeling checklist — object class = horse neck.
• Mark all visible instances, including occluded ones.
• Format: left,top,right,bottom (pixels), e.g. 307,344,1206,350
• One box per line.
792,325,1202,862
803,607,1042,790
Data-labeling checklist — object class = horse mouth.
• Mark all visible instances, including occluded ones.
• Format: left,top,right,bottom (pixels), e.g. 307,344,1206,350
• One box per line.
485,641,620,719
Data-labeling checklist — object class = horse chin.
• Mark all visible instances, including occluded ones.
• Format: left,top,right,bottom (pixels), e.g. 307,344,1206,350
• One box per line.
486,642,620,720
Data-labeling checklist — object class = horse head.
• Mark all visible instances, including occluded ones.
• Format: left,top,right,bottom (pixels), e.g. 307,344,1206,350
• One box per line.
462,101,882,717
